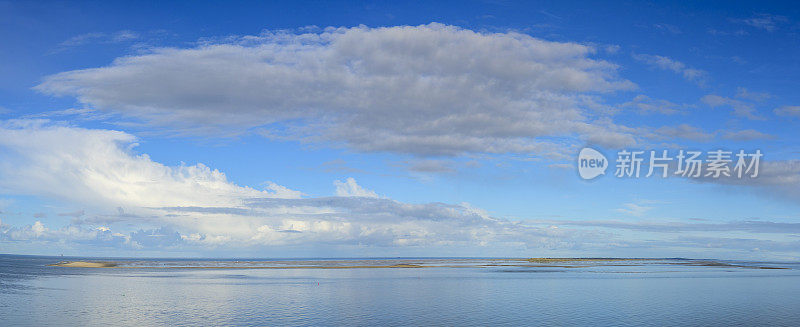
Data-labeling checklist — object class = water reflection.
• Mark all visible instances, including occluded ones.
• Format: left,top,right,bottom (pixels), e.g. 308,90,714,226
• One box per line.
2,255,799,326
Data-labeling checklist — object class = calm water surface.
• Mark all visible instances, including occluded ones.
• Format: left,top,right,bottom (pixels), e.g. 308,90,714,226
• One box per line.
1,255,799,326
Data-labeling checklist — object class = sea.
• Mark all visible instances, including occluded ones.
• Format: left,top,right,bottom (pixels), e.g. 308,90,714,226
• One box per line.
1,255,799,326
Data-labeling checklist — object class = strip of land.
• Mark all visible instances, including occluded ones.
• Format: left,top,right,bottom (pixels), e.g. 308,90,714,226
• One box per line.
48,258,786,270
50,261,118,268
49,261,423,269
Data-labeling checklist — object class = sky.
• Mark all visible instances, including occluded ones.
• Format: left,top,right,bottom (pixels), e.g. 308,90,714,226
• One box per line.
1,0,799,259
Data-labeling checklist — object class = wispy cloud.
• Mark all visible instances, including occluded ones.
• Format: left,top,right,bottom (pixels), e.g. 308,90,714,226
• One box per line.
403,159,456,173
52,30,140,53
774,106,800,118
620,95,689,115
735,87,771,101
651,124,714,142
652,23,681,34
735,13,788,31
632,53,709,86
531,219,800,234
701,94,765,120
722,129,774,141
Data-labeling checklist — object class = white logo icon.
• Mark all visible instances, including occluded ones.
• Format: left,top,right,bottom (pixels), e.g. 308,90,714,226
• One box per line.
578,147,608,180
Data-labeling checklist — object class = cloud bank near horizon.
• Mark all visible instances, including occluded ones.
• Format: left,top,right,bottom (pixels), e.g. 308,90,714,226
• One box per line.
0,120,798,259
0,120,609,253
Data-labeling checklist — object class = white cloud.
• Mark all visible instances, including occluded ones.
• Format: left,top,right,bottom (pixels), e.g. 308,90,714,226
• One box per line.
157,196,597,249
37,23,637,157
0,120,300,210
0,120,605,251
615,202,652,217
334,177,379,198
632,53,708,86
1,120,799,257
31,221,46,237
1,220,129,247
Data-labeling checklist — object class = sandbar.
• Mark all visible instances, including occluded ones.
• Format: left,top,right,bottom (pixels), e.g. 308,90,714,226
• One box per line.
50,261,118,268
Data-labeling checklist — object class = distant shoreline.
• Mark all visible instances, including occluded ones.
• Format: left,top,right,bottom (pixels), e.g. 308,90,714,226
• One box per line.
47,258,788,270
50,261,119,268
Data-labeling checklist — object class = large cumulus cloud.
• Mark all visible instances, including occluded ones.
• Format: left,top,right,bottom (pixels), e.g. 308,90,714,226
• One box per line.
36,23,636,157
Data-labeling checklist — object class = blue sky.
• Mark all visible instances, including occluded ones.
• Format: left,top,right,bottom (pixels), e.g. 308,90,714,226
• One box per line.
1,1,800,259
